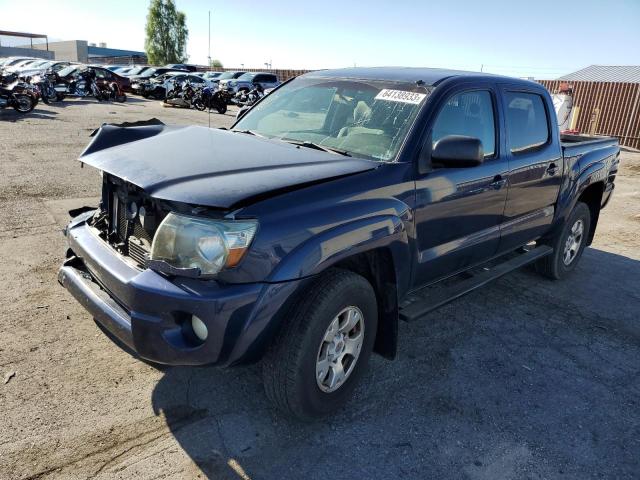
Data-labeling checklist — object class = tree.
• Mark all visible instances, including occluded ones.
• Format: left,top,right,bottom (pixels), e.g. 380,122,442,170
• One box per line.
145,0,189,65
210,59,223,68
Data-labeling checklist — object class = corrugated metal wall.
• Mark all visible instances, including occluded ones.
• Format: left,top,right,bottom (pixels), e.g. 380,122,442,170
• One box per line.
539,80,640,149
210,67,312,81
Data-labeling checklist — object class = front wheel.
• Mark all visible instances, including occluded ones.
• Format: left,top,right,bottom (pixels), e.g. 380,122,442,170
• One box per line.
13,94,35,113
262,269,378,420
193,99,206,111
216,103,227,114
535,201,591,280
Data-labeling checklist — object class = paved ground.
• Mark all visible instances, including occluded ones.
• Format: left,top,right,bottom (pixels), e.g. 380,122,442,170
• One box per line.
0,99,639,480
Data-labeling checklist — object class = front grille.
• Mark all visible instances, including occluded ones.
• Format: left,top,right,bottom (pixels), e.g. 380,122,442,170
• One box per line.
128,236,150,267
103,178,160,269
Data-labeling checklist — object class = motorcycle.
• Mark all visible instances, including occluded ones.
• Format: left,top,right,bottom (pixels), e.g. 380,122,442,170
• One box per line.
29,69,59,104
97,81,127,103
164,79,197,108
192,86,228,114
233,84,264,107
0,74,37,113
55,68,101,100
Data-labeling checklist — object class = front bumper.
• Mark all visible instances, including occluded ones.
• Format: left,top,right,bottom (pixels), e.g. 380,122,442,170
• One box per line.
59,220,302,366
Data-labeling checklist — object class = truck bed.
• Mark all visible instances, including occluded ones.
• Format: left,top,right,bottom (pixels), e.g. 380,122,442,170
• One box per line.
560,133,619,158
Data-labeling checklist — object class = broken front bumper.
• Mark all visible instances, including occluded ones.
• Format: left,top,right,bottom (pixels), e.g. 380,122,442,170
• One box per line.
58,218,302,366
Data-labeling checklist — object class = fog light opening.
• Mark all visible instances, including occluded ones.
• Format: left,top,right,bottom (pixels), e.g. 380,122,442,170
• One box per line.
191,315,208,342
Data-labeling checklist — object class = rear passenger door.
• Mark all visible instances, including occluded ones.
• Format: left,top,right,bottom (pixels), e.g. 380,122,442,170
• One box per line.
497,86,563,252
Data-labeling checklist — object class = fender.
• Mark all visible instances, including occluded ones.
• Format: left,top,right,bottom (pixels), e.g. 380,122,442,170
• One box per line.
551,146,618,239
268,214,411,292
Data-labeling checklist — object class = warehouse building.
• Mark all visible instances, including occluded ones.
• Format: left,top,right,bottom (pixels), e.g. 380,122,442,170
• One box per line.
540,65,640,150
1,31,145,64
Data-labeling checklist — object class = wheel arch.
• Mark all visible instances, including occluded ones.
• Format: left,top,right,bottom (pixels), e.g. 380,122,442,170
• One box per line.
577,181,605,246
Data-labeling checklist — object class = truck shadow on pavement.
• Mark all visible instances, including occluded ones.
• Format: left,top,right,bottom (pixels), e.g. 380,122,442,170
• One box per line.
150,247,640,480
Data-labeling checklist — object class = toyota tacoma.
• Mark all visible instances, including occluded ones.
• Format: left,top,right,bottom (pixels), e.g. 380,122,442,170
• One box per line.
59,67,619,420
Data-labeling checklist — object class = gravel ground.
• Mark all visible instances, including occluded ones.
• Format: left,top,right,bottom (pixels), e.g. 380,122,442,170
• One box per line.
0,98,639,480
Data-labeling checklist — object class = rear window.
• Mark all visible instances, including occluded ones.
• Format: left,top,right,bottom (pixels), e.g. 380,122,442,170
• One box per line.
504,92,549,153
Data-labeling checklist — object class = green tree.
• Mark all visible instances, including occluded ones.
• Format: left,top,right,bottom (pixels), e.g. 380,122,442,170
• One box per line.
145,0,189,65
210,59,223,68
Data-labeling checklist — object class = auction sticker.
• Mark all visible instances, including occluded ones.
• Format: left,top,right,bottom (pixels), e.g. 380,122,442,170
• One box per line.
375,89,426,104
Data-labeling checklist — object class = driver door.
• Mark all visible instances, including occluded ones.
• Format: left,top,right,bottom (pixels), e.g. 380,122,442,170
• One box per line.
412,84,509,288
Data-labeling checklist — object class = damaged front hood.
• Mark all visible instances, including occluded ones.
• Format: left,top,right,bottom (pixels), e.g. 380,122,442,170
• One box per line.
79,123,377,209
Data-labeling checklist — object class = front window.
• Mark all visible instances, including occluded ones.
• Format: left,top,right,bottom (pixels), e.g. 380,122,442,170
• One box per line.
217,72,237,80
58,65,79,77
234,76,431,162
236,73,255,82
140,68,157,78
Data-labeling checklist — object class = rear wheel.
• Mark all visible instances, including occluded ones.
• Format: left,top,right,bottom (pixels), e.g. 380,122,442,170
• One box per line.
262,269,378,420
536,201,591,280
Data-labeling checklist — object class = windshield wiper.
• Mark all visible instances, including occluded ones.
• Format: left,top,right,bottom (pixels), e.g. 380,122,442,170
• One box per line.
281,139,351,157
233,129,267,139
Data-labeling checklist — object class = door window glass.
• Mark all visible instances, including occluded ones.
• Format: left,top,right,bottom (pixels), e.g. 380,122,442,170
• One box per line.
432,90,496,157
504,92,549,153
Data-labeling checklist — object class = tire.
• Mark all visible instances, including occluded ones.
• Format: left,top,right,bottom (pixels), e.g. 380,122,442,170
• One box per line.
262,269,378,420
115,94,127,103
193,99,206,111
56,93,65,101
535,201,591,280
216,104,227,114
12,94,35,113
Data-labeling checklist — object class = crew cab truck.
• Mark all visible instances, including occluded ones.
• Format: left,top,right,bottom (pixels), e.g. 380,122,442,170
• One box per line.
59,68,619,420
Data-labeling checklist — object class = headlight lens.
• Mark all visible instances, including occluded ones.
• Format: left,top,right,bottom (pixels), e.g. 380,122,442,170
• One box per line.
149,213,257,276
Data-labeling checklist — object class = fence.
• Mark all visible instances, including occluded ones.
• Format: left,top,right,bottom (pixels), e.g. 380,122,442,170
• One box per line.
90,55,148,65
539,80,640,150
208,67,313,81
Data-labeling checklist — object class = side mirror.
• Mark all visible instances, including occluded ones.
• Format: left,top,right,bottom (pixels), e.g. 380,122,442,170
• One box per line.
431,135,484,168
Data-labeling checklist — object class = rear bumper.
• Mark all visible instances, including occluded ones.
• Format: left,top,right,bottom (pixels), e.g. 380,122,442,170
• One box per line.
59,220,303,366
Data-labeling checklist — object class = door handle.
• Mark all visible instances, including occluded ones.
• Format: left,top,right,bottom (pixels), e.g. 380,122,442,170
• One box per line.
490,175,507,190
547,163,559,176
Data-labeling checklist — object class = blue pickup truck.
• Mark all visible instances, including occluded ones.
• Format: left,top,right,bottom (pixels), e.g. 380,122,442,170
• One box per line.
59,67,619,420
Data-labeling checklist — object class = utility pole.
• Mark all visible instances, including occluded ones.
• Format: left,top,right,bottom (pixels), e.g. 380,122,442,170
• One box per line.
207,10,211,70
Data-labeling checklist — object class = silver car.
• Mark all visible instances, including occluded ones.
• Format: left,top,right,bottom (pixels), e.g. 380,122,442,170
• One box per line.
219,72,280,94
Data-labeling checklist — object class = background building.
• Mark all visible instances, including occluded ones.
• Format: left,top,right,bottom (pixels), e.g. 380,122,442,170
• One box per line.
540,65,640,150
0,31,146,64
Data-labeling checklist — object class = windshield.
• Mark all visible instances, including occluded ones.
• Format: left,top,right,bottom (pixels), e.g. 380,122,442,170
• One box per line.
217,71,239,80
140,68,157,78
234,77,431,161
58,65,79,77
236,73,255,82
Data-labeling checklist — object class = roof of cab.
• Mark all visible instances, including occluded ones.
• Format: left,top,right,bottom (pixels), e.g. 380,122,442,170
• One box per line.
305,67,537,87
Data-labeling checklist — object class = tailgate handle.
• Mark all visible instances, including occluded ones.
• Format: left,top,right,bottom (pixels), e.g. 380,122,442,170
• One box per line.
547,163,559,175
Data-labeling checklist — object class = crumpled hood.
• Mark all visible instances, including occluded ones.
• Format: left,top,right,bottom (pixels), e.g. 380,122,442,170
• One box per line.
79,124,377,209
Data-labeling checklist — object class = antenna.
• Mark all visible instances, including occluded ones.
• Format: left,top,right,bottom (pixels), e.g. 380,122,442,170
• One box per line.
208,10,212,129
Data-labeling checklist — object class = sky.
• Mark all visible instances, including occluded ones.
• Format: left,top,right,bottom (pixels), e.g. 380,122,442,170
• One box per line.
1,0,639,78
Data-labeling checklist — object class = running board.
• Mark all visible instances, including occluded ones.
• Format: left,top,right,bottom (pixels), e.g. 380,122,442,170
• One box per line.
399,245,553,322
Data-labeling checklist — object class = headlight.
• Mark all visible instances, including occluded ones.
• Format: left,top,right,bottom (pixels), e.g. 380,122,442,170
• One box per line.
149,213,257,277
229,81,237,87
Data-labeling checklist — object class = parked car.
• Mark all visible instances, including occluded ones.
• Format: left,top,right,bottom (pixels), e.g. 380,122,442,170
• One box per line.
19,61,73,79
118,66,153,77
0,57,37,69
218,71,279,95
164,63,198,72
129,67,188,94
199,71,223,81
55,65,132,97
211,70,247,89
59,67,619,420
